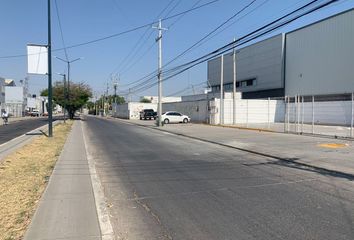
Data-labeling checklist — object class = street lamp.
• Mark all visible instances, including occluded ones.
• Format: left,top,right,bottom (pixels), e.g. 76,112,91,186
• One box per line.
57,72,67,123
55,56,83,103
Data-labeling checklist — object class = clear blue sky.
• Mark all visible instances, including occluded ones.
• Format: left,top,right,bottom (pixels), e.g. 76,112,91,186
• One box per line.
0,0,353,100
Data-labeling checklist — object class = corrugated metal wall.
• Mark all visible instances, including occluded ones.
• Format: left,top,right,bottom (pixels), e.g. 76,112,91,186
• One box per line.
207,34,284,93
285,9,354,96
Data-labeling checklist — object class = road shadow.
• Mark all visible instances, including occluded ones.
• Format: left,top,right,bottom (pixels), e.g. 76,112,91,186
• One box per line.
243,158,354,181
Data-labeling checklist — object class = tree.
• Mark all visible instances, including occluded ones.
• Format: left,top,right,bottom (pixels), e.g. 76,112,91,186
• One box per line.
86,101,95,110
41,81,92,119
140,98,152,103
95,95,125,110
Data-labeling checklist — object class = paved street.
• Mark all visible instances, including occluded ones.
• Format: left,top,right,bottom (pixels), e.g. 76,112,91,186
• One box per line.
0,117,49,144
83,116,354,240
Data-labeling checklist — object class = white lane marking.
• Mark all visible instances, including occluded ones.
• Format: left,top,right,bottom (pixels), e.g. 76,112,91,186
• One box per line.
81,121,115,240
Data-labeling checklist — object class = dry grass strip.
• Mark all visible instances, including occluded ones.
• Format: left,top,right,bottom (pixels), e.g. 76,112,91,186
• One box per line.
0,121,73,240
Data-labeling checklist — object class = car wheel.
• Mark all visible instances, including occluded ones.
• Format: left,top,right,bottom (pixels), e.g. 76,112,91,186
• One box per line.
164,118,169,124
183,118,188,123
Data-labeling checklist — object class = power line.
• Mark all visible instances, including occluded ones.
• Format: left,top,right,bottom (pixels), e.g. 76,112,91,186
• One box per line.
120,0,262,92
54,0,69,61
185,0,271,53
125,0,338,94
164,0,183,19
163,0,259,68
167,81,206,96
110,0,176,75
0,0,221,59
113,0,218,81
168,0,203,29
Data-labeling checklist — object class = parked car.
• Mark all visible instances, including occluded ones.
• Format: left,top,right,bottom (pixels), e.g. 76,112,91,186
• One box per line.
140,109,157,120
160,111,190,124
30,110,40,117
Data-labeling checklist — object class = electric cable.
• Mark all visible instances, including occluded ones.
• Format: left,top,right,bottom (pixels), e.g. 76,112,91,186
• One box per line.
54,0,69,61
0,0,221,59
126,0,337,94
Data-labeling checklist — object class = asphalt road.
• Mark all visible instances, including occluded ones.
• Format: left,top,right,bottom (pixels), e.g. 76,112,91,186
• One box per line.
0,117,51,144
84,116,354,240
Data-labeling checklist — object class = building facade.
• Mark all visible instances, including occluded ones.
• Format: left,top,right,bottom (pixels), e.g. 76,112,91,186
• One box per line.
207,8,354,99
285,8,354,97
208,34,285,99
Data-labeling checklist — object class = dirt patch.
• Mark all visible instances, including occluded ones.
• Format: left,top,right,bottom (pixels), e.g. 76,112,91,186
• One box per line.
0,121,73,240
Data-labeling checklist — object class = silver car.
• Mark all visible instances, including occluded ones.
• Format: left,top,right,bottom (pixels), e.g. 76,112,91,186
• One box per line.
161,111,190,124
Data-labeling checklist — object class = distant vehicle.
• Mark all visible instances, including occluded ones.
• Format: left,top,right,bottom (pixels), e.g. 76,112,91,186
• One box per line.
139,109,157,120
160,111,190,124
30,110,40,117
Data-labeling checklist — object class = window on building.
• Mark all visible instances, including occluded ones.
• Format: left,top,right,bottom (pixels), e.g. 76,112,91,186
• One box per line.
237,78,256,88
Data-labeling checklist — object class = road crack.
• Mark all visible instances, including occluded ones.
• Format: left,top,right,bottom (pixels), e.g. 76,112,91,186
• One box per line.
133,191,173,240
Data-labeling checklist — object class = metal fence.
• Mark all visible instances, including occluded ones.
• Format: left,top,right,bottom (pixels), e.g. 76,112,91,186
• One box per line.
4,103,25,118
220,93,354,139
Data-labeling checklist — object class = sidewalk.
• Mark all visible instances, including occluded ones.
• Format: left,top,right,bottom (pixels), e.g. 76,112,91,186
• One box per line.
24,121,101,240
119,118,354,179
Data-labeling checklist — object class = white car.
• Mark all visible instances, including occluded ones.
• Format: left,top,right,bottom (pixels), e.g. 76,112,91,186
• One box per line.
161,111,190,124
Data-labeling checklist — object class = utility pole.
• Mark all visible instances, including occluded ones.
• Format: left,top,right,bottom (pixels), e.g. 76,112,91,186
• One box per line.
128,88,132,103
47,0,53,137
55,57,82,116
114,82,117,104
113,83,117,117
113,74,118,104
57,73,66,123
105,82,109,116
233,38,237,125
220,54,224,125
101,94,104,116
153,19,167,126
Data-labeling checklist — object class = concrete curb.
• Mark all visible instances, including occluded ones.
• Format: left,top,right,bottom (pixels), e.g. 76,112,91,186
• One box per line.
0,120,61,164
113,117,354,181
81,121,115,240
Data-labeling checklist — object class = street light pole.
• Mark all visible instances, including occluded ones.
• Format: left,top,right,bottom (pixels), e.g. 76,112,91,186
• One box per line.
47,0,53,137
55,56,82,118
57,73,66,123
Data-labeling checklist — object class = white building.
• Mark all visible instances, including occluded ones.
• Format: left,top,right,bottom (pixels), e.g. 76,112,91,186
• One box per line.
141,96,182,103
5,86,25,117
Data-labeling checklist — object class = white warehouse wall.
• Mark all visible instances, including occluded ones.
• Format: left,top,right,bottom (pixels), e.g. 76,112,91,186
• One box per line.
210,99,285,125
113,102,157,119
113,99,353,127
163,100,209,123
285,9,354,96
286,101,353,126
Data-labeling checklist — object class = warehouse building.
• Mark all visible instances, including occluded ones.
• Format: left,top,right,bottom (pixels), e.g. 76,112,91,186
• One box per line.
285,8,354,99
207,8,354,99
